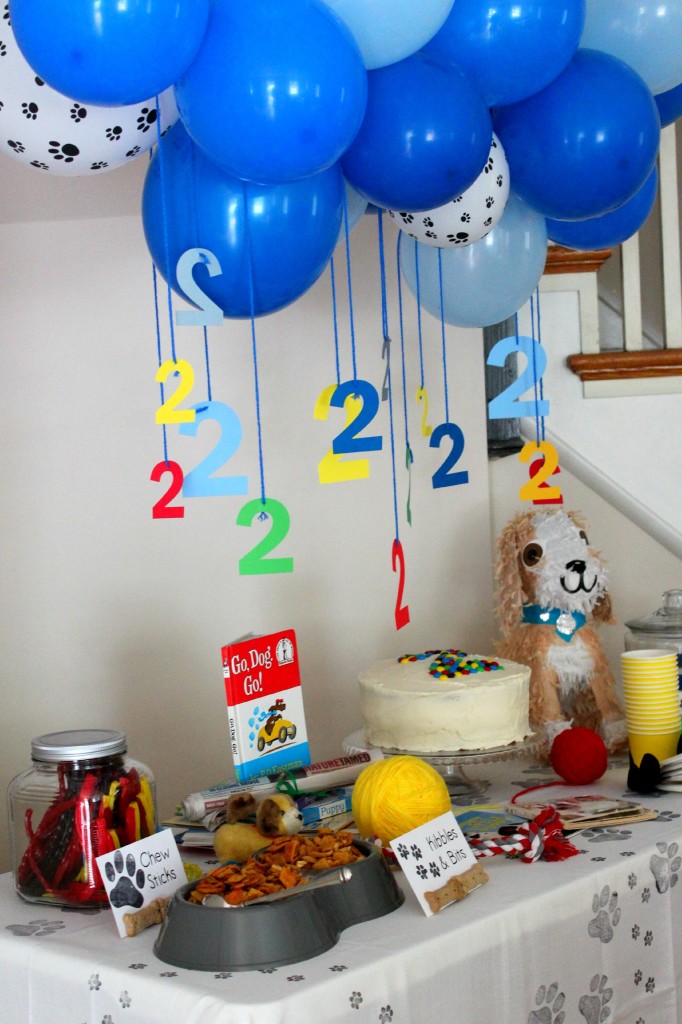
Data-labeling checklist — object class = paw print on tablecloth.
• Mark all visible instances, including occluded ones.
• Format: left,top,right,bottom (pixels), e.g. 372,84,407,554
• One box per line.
6,919,65,937
119,990,132,1009
581,827,632,845
528,981,566,1023
654,808,680,823
579,974,612,1023
89,974,101,991
588,886,621,943
650,841,681,893
106,849,145,909
349,991,363,1009
379,1006,393,1023
628,872,638,889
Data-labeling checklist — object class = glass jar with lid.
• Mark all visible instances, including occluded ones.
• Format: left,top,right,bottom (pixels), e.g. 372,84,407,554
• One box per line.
625,589,682,704
7,729,157,907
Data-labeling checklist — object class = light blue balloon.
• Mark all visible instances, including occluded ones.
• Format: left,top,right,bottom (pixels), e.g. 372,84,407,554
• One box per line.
344,180,368,231
581,0,682,96
399,193,548,328
320,0,455,70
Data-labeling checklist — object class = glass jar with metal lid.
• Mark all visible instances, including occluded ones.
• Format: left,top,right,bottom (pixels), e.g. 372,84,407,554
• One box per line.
7,729,156,907
625,589,682,704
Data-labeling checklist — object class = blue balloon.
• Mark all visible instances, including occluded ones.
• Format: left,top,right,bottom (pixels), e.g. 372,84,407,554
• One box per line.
399,192,548,328
494,49,660,221
581,0,682,96
9,0,210,106
341,51,492,212
175,0,367,184
321,0,455,70
423,0,585,107
142,123,344,319
546,166,658,251
655,82,682,128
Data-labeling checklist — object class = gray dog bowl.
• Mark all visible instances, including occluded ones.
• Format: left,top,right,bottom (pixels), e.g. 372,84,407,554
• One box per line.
154,839,404,971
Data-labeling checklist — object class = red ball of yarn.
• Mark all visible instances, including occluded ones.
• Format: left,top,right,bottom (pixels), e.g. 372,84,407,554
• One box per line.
550,727,608,784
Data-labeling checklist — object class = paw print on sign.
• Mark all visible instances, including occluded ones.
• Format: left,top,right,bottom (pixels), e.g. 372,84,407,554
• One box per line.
428,861,441,878
528,981,566,1023
106,849,145,909
395,843,409,859
410,844,422,860
416,864,428,880
588,885,621,943
650,841,681,893
578,974,613,1024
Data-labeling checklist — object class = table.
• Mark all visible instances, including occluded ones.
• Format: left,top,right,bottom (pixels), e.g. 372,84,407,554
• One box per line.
2,754,682,1024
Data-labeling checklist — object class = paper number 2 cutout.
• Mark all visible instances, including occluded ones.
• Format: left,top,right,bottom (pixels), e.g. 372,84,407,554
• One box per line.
178,400,248,498
330,380,382,454
416,386,433,437
518,441,562,503
151,460,184,518
430,422,469,489
237,498,294,575
487,336,550,420
314,385,370,483
392,539,410,630
175,248,223,327
155,359,196,424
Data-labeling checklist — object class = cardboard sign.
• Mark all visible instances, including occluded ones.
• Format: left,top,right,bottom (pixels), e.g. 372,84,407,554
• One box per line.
96,829,186,938
389,811,482,917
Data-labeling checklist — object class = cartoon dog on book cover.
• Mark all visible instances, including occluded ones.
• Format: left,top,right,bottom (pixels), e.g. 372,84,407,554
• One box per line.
494,508,626,751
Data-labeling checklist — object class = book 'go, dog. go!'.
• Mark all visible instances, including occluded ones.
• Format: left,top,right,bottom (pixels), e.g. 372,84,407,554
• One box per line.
221,630,311,784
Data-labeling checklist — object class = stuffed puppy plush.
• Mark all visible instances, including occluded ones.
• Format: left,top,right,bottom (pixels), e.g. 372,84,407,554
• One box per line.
213,791,303,864
494,508,626,751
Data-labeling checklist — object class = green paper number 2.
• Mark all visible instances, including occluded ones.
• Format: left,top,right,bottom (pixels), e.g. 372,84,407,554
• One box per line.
237,498,294,575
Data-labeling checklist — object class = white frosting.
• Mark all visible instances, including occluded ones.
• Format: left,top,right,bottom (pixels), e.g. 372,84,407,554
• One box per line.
359,653,531,753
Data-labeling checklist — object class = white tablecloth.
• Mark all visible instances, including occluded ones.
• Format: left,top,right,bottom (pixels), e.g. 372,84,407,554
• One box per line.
2,754,682,1024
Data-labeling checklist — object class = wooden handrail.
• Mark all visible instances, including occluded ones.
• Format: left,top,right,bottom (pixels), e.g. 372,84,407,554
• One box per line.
567,348,682,381
543,244,614,275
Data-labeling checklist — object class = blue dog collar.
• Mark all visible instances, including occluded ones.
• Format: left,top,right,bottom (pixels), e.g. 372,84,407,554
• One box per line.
522,605,586,642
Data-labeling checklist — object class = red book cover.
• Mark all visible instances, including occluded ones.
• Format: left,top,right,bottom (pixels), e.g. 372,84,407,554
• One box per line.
221,630,310,783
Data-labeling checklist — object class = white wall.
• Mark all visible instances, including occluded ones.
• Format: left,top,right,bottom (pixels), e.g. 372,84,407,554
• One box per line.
0,210,496,873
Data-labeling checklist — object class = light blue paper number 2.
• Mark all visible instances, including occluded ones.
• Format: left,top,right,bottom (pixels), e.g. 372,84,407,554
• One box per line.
487,335,550,420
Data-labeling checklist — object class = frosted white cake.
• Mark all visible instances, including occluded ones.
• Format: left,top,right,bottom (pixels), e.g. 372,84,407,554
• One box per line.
359,649,532,753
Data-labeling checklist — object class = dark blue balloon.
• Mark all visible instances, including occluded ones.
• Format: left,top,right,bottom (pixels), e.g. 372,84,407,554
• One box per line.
494,49,660,221
175,0,367,184
546,165,658,250
341,51,492,212
423,0,585,107
142,123,344,319
10,0,210,106
655,82,682,128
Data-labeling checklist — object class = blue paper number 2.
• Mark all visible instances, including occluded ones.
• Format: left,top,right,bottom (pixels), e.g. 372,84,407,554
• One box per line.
487,335,550,419
430,422,469,489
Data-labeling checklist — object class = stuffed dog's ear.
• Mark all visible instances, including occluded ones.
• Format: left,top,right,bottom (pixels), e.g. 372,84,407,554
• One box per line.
592,590,615,624
255,796,284,836
495,512,533,636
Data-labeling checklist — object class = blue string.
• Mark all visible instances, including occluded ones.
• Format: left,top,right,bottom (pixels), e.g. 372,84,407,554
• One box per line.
154,96,177,364
396,235,413,457
242,183,267,509
329,256,341,386
186,135,213,405
202,326,213,403
414,240,425,388
342,191,357,380
151,255,169,465
536,287,545,441
375,216,400,541
530,292,541,444
437,248,449,423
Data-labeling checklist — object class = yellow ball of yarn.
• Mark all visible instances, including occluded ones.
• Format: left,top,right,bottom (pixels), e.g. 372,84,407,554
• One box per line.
352,755,451,847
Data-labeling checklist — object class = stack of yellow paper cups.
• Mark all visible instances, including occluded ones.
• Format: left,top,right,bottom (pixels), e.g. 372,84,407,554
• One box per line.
621,649,681,765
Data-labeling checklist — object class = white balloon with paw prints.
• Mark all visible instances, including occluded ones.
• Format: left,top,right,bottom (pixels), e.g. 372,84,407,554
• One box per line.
0,12,179,176
387,134,509,248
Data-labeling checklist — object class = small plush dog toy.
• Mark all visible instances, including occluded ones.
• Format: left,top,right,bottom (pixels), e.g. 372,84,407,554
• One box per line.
494,508,626,751
213,791,303,864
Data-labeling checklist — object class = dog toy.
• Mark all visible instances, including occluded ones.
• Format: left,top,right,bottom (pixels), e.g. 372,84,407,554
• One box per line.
213,791,303,863
494,508,626,751
351,755,451,848
550,726,608,785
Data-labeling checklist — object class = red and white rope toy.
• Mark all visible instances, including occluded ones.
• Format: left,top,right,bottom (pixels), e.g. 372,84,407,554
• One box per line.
468,806,579,863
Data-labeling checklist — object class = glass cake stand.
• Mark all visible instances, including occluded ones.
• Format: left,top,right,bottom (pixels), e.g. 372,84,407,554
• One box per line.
343,728,548,798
